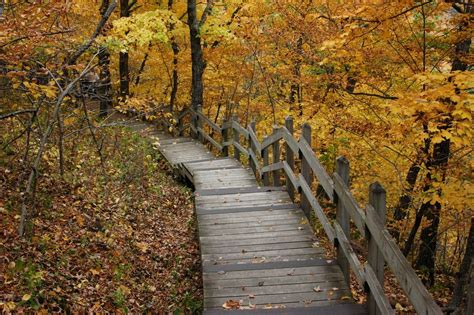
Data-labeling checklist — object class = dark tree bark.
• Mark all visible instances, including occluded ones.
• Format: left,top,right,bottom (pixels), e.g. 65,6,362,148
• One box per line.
414,3,471,285
187,0,213,110
394,129,431,242
289,37,303,117
187,0,204,110
98,47,112,117
168,0,179,111
119,0,131,101
134,52,148,87
414,137,450,286
449,217,474,313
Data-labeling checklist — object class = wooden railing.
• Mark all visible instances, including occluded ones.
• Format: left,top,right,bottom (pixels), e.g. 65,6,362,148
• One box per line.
157,106,443,315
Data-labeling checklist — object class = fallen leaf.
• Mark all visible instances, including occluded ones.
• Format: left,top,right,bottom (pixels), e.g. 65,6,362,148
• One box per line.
22,294,31,301
223,300,240,309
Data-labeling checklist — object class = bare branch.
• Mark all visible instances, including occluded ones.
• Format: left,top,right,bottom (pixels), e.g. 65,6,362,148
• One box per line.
199,0,215,28
65,0,117,65
0,109,37,120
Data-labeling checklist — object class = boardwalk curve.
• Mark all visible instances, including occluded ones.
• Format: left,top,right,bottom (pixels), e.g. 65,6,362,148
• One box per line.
153,131,366,314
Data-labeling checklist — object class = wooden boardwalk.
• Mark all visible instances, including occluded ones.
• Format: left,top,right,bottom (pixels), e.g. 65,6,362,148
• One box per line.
153,131,367,314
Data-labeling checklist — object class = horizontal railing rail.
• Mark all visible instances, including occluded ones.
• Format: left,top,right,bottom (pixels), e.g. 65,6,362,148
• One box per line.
153,106,443,315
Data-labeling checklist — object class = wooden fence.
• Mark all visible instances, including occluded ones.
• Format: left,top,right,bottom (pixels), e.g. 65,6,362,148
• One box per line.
158,106,443,315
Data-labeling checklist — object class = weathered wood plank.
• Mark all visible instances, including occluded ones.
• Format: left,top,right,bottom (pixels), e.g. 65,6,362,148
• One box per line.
205,273,343,289
197,127,223,151
365,204,443,315
194,186,286,196
203,259,337,273
196,204,298,215
198,219,304,231
285,117,296,201
199,235,316,248
202,247,324,262
203,264,341,280
233,141,249,158
204,303,366,314
299,138,334,201
199,223,308,236
196,110,222,134
201,241,317,255
204,281,348,298
248,124,262,154
334,222,365,289
153,123,363,315
232,120,250,138
335,157,351,288
204,289,351,308
364,265,394,315
200,230,314,243
203,254,323,265
333,173,367,238
300,124,313,219
298,174,335,243
196,190,290,202
272,126,281,186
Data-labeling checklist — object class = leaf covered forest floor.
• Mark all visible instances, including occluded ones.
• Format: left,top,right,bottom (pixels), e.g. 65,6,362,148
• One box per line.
0,124,202,313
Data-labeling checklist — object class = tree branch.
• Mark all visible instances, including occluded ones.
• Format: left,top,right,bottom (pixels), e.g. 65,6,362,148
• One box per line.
0,109,37,120
65,0,117,65
346,91,398,100
199,0,215,28
1,29,76,48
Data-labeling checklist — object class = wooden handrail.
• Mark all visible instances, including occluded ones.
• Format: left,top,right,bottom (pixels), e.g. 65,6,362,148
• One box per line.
333,173,367,238
366,204,443,315
298,138,334,201
157,106,443,315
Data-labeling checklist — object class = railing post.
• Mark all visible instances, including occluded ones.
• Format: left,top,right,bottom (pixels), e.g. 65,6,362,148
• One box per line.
222,118,229,157
196,105,203,143
249,121,257,176
368,182,387,315
177,111,184,136
232,115,240,162
285,116,295,200
300,123,313,218
272,126,281,186
262,140,270,186
335,156,350,287
191,106,198,139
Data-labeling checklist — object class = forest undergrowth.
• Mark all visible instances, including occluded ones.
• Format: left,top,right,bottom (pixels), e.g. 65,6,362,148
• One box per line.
0,123,202,313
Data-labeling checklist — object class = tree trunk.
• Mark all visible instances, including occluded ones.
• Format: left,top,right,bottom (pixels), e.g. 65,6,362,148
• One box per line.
119,0,130,101
289,37,303,116
98,47,112,117
415,137,450,286
119,51,129,100
449,217,474,313
394,130,430,242
414,2,471,286
134,52,149,87
168,0,179,111
187,0,205,110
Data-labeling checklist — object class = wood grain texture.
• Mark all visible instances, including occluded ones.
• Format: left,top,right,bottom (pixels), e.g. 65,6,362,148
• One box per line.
153,130,364,314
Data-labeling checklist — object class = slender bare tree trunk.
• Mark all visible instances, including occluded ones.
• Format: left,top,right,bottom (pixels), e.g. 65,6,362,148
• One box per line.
119,0,130,101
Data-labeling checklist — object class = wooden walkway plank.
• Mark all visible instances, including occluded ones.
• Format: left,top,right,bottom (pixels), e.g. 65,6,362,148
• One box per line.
152,131,366,314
